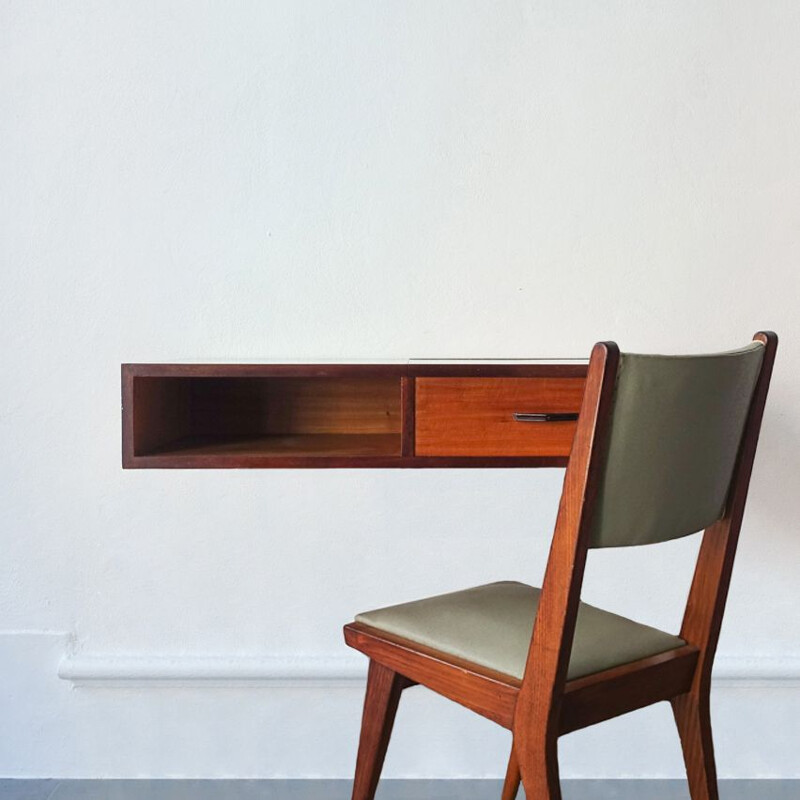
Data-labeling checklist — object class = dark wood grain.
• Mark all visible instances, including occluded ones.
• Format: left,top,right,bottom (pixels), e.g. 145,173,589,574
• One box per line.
344,628,698,739
123,363,408,378
122,363,585,468
190,377,401,436
672,331,778,800
415,378,585,457
501,748,521,800
401,377,415,457
512,342,620,800
149,433,402,459
127,341,777,800
126,362,588,379
672,691,718,800
127,453,570,469
559,646,698,734
350,660,410,800
341,334,777,800
409,363,589,378
344,623,519,729
129,377,192,458
121,365,135,468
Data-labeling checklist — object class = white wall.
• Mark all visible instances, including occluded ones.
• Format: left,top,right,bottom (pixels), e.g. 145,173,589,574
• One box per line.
1,0,799,779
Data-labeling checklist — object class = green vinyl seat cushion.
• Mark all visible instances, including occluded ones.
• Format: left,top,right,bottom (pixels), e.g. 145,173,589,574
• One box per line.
355,581,685,682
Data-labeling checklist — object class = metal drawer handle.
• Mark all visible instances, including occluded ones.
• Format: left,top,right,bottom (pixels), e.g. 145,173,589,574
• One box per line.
513,412,579,423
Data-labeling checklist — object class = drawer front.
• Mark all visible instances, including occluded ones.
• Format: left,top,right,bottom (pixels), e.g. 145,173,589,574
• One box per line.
415,378,585,457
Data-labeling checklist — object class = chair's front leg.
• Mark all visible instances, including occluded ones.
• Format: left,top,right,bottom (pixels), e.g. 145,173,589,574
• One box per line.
351,659,408,800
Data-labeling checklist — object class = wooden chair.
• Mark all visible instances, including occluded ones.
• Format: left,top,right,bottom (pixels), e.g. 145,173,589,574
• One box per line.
343,332,777,800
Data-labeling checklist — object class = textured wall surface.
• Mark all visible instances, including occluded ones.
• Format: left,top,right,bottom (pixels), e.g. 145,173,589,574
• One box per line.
1,0,799,778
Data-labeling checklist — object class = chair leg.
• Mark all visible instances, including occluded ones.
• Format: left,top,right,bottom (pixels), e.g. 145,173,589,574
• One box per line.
671,692,719,800
351,659,407,800
501,746,521,800
516,734,561,800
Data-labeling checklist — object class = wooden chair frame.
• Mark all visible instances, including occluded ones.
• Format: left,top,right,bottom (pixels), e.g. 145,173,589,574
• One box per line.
343,332,777,800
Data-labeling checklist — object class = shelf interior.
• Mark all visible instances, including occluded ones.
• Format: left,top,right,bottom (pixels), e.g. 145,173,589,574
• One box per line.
148,433,401,459
132,376,402,459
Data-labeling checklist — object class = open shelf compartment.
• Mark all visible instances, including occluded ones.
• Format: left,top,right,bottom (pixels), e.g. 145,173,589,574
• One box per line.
125,372,403,464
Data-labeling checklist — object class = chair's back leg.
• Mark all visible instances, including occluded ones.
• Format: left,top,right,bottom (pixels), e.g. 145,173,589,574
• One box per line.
501,746,521,800
351,659,408,800
671,692,719,800
516,732,562,800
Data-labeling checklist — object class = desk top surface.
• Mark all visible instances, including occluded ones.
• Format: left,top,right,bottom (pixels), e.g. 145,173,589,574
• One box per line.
124,357,588,365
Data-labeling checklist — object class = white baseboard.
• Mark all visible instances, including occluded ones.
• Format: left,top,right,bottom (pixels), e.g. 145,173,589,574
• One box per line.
57,653,365,687
7,631,800,778
57,650,800,688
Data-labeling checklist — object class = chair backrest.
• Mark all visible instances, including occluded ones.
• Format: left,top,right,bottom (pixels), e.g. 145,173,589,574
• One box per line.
515,332,777,739
589,342,765,548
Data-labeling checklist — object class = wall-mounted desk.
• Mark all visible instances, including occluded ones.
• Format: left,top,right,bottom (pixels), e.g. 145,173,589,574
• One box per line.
122,361,588,469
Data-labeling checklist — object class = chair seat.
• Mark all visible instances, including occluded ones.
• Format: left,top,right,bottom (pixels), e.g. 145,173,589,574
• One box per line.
355,581,685,682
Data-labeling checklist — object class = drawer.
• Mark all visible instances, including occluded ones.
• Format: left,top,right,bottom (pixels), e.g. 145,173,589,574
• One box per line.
414,378,585,457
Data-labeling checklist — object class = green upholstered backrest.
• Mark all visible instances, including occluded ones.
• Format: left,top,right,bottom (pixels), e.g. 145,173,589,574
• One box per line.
589,342,765,548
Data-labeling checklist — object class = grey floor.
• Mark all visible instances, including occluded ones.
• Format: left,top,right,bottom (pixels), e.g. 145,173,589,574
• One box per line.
0,781,798,799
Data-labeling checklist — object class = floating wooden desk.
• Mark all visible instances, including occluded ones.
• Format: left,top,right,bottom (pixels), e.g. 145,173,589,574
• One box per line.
122,361,588,469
